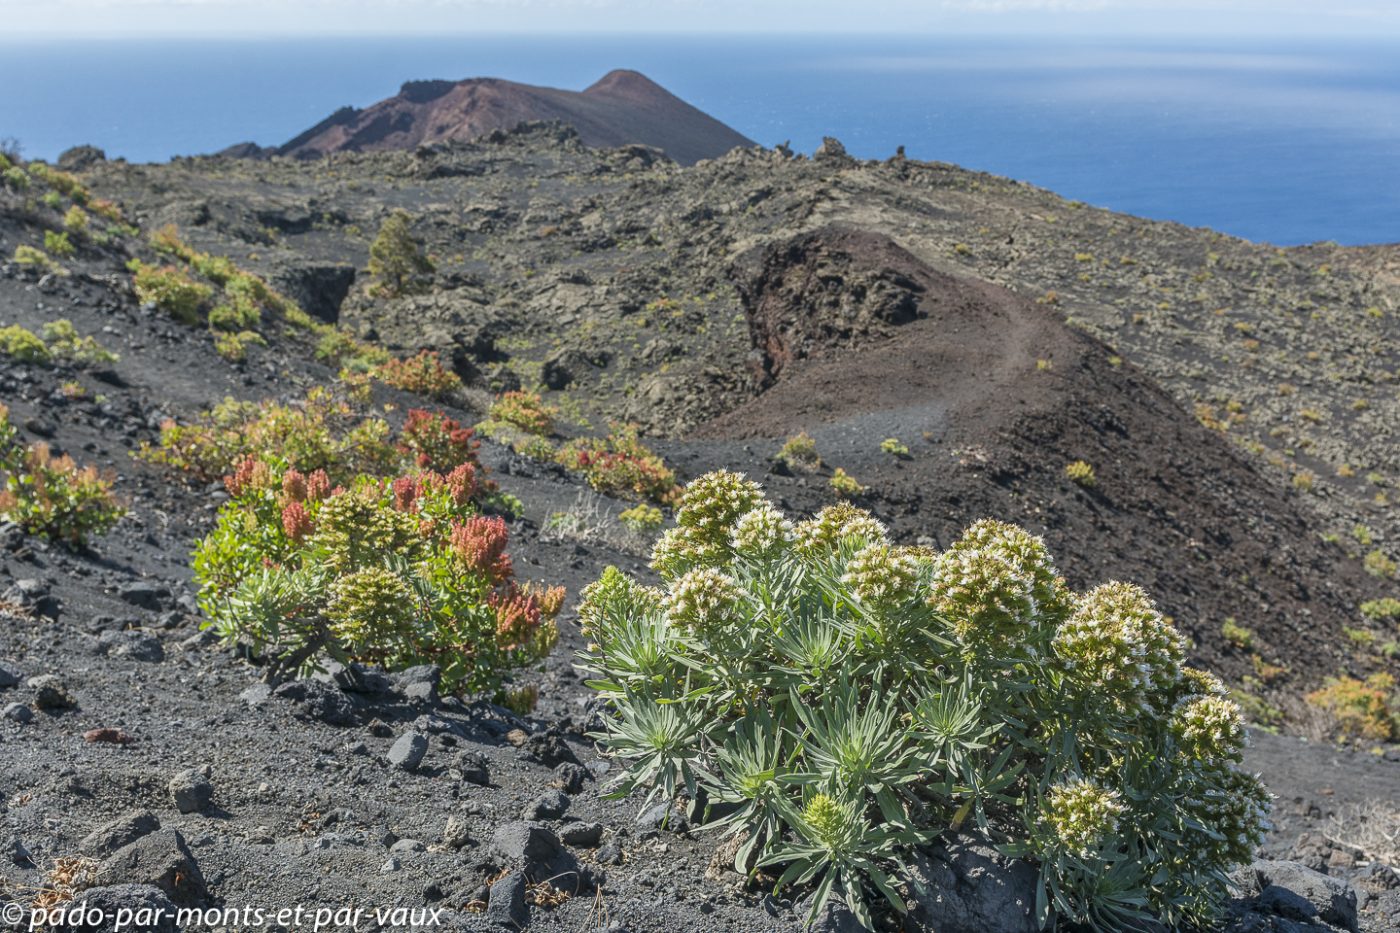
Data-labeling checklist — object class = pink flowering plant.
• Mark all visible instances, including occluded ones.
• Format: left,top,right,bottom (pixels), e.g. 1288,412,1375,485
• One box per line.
579,470,1270,931
193,457,561,695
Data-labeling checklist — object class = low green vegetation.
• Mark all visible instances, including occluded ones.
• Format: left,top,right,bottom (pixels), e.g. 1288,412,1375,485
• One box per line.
829,467,865,497
373,350,463,398
581,473,1269,930
1360,598,1400,621
40,319,118,365
1364,549,1398,579
477,389,680,506
0,404,123,545
775,431,821,472
0,320,117,367
485,389,557,436
879,437,910,458
43,230,74,257
12,245,63,273
131,262,214,324
1064,460,1096,487
1220,617,1254,650
1307,673,1399,742
140,385,482,487
557,424,680,505
134,225,343,362
619,503,664,533
0,325,51,364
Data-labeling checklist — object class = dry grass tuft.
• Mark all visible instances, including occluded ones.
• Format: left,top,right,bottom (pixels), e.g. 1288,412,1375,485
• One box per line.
526,879,571,908
26,856,100,911
1326,801,1400,866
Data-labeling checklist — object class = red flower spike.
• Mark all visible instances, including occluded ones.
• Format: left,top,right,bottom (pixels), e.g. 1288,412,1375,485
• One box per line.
392,475,420,511
451,515,511,583
305,469,332,501
282,469,308,503
282,501,312,542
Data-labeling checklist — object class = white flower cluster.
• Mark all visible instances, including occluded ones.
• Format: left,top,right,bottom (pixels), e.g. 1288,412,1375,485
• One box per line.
1170,694,1246,760
1179,768,1272,866
578,565,662,636
676,469,763,543
794,503,888,557
1044,778,1126,857
927,519,1067,648
732,502,796,560
841,543,922,606
650,525,713,579
1052,582,1187,705
665,566,743,632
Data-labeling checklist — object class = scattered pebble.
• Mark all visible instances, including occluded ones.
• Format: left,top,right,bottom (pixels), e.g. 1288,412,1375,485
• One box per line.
387,732,428,771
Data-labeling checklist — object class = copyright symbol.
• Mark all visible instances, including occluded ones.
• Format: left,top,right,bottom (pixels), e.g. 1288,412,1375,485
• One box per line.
2,901,26,925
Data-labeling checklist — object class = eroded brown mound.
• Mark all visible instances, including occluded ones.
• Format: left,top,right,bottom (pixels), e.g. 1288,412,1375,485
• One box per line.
699,228,1380,696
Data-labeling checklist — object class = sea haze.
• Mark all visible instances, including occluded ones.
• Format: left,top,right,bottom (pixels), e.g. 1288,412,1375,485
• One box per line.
2,34,1397,246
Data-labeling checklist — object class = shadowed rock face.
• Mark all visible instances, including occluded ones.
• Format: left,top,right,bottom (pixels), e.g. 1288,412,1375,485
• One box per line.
274,69,755,166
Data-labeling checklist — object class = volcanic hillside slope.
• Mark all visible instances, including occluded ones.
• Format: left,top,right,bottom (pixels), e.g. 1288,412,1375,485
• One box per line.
0,133,1397,932
266,70,755,166
688,228,1385,691
84,128,1400,708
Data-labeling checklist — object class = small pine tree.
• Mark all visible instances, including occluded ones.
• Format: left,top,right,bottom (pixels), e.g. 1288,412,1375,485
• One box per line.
367,210,435,297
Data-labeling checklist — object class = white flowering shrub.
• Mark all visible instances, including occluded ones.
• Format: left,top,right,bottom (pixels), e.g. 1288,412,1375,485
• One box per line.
580,471,1269,930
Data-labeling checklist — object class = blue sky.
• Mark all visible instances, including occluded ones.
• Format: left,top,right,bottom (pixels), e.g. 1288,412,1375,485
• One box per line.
3,0,1399,38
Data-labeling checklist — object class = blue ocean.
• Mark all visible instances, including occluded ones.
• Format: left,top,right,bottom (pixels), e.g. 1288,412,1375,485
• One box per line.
2,35,1397,246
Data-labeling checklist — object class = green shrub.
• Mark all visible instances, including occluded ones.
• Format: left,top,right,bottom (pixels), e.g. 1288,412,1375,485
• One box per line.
131,262,213,325
0,404,123,545
375,350,463,398
142,386,485,492
145,227,302,331
829,467,865,497
1364,549,1398,579
398,408,481,473
488,390,556,436
27,163,89,204
0,325,51,364
619,503,664,533
367,210,435,297
316,329,390,371
89,198,124,224
141,386,397,483
223,270,291,319
1065,460,1096,487
557,424,680,504
208,302,260,334
194,459,560,693
62,205,89,235
776,432,821,472
43,230,74,257
1220,617,1254,649
213,330,266,362
2,166,28,191
1307,673,1398,741
580,472,1269,930
41,319,117,365
880,438,910,458
1360,598,1400,621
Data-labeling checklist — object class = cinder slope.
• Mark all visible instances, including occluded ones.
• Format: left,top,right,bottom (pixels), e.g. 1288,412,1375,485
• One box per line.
697,228,1382,695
